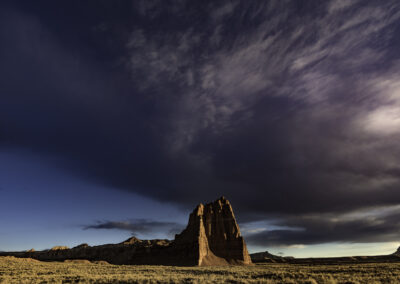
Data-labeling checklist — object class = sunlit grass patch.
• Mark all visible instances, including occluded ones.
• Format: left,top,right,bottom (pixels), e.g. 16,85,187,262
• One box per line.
1,256,400,283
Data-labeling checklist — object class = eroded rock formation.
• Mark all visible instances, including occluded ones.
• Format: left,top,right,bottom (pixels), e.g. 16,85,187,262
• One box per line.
0,197,251,266
174,196,252,265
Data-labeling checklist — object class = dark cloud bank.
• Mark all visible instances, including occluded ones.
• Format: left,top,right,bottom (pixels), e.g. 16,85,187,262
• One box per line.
246,208,400,246
2,0,400,246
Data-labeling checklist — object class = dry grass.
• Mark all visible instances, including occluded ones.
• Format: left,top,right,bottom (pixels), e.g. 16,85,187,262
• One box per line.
1,256,400,283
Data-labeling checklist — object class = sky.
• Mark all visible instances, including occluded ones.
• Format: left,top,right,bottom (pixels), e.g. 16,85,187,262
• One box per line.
1,0,400,258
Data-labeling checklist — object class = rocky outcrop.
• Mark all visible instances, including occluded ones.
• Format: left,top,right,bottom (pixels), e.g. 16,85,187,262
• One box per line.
392,247,400,257
174,196,251,265
50,246,69,251
250,251,291,263
0,197,251,266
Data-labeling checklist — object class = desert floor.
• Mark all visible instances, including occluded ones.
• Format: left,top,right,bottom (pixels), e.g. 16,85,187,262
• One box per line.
1,256,400,283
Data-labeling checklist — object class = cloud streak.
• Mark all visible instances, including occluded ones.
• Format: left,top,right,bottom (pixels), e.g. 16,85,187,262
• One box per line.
84,219,184,237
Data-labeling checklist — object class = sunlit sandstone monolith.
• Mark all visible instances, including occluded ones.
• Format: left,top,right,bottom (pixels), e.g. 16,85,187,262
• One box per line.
174,196,252,265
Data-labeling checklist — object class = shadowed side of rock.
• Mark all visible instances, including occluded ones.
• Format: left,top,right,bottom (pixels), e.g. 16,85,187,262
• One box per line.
203,197,251,264
173,203,221,266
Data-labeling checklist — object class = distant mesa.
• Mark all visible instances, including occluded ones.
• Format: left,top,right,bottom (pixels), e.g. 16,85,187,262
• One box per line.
250,251,295,263
251,251,285,263
50,246,69,251
0,197,252,266
250,247,400,265
73,243,89,249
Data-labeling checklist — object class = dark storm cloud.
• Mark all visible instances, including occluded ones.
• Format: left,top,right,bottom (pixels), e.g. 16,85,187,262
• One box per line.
84,219,184,236
246,207,400,246
2,0,400,246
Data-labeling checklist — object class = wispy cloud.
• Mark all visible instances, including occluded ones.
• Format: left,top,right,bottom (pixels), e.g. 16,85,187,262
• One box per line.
125,0,400,152
83,219,184,237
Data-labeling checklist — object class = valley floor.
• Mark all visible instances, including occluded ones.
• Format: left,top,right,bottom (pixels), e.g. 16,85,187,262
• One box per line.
1,256,400,283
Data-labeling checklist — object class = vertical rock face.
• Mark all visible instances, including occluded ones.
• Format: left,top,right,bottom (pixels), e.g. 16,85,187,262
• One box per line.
174,196,252,266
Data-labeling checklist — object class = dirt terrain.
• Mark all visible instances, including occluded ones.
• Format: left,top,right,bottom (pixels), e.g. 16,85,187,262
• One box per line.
2,256,400,283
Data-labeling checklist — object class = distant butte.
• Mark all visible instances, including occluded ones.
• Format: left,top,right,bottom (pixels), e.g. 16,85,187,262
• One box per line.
0,197,252,266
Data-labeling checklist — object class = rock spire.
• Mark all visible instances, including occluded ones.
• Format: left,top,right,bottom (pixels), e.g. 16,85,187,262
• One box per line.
174,196,252,265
